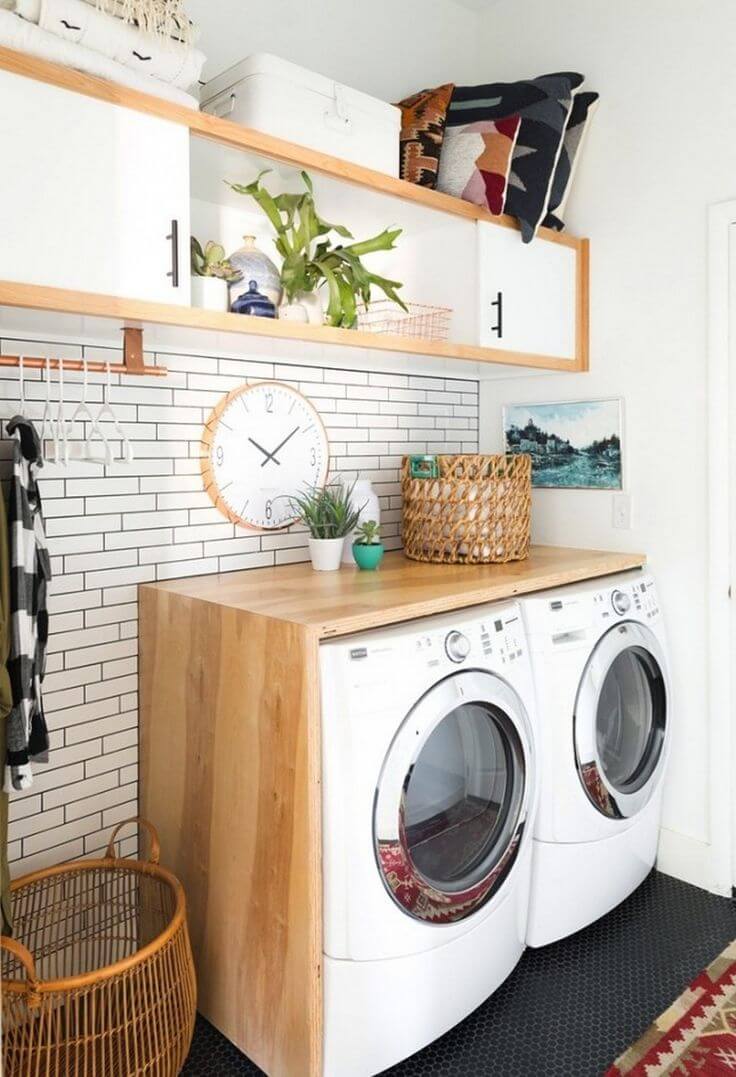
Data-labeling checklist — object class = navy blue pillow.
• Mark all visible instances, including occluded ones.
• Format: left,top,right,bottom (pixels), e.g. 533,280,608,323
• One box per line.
448,73,584,242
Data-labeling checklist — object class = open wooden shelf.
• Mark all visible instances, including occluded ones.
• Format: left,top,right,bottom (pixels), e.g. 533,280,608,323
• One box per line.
0,280,584,372
0,45,580,251
0,46,589,374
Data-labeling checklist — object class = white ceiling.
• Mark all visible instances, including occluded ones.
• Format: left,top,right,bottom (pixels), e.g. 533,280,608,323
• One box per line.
452,0,500,8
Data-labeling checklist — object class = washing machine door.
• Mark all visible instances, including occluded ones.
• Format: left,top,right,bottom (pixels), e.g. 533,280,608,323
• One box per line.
373,670,534,924
574,622,668,820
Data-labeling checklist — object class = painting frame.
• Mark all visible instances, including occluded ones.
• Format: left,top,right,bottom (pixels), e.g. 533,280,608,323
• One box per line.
502,397,624,491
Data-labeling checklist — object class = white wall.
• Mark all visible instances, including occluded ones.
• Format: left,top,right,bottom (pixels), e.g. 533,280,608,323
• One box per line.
476,0,734,887
188,0,481,99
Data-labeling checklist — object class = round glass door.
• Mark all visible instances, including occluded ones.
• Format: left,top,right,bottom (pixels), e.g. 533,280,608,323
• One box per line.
575,623,668,819
374,671,533,924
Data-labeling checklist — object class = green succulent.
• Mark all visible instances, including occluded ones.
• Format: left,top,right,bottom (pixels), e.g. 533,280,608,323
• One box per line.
226,170,407,328
289,480,365,539
354,520,381,546
191,237,239,282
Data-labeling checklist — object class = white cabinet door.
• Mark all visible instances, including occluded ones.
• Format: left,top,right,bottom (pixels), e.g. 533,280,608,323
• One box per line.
0,70,190,305
477,222,578,360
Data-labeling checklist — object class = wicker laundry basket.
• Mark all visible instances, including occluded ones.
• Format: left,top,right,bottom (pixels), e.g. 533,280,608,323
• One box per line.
402,454,532,565
1,817,196,1077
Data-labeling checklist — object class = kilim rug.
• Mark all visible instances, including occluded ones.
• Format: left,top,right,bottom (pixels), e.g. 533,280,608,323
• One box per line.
607,939,736,1074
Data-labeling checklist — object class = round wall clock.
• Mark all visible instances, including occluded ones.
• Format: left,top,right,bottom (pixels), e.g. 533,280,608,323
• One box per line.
201,381,330,530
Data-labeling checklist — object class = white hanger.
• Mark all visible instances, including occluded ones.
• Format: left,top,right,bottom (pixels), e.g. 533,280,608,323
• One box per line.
55,355,69,466
39,356,60,464
95,361,133,464
17,353,26,416
66,357,113,465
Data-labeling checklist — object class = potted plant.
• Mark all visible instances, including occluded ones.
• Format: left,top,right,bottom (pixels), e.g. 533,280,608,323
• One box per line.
227,170,407,328
352,520,385,571
190,237,239,311
290,481,363,571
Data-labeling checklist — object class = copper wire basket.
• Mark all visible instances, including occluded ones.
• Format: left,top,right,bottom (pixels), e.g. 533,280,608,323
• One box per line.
357,300,452,341
1,817,196,1076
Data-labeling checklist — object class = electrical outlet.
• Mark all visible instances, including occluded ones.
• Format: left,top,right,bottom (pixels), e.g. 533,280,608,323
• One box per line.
612,493,632,530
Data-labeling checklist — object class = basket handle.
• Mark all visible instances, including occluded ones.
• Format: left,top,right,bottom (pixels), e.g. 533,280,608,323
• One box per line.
105,816,161,865
1,935,41,1005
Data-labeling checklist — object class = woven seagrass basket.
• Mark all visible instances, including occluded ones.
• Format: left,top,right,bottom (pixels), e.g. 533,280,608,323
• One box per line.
401,454,532,565
1,817,196,1077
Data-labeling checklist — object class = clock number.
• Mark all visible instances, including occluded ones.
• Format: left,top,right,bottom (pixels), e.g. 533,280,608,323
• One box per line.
265,392,274,414
216,445,224,466
310,447,317,467
265,500,273,521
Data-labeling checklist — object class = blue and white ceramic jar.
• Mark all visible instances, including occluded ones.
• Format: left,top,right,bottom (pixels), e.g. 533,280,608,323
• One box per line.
231,280,277,318
228,235,282,309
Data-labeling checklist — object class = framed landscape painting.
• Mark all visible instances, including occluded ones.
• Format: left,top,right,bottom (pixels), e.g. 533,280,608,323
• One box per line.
503,399,623,490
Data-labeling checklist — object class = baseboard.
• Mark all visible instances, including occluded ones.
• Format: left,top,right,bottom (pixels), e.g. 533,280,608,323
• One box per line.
656,827,729,896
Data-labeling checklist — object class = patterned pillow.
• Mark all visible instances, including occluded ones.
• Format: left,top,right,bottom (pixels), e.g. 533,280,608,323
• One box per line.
447,73,583,242
436,115,521,216
543,91,599,231
397,83,455,190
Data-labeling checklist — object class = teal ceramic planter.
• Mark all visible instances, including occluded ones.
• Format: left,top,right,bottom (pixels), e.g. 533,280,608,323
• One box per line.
352,542,385,570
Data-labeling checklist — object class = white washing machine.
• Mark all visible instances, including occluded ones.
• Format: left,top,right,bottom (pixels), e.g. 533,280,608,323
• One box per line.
319,603,538,1077
521,571,671,948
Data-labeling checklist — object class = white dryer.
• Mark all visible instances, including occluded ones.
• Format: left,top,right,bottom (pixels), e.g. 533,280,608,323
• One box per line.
521,571,671,948
319,603,538,1077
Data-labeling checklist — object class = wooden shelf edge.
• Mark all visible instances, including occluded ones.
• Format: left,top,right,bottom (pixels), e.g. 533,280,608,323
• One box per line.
0,45,585,252
0,280,584,372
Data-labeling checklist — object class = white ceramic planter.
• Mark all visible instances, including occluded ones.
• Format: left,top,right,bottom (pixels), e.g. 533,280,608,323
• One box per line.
308,536,345,571
191,276,229,312
280,290,324,325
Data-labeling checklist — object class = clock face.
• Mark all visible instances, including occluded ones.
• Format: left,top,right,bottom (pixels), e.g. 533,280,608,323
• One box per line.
201,381,329,530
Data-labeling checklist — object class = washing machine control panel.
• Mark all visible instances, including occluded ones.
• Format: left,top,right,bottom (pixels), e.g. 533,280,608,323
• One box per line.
592,577,660,624
406,612,524,669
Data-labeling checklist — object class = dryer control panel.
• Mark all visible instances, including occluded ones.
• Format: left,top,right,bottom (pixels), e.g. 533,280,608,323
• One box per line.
592,575,660,625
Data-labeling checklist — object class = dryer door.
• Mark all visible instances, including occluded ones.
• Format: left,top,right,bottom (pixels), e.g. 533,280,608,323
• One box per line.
574,622,669,820
374,670,534,924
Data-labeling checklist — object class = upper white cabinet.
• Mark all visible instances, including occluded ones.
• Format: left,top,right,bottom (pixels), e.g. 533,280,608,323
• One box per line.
477,222,579,361
0,70,190,305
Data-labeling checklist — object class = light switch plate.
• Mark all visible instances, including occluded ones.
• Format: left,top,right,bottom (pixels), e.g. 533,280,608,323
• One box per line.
612,493,632,530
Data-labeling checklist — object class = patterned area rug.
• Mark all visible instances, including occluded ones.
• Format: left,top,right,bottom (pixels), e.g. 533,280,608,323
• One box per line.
607,939,736,1075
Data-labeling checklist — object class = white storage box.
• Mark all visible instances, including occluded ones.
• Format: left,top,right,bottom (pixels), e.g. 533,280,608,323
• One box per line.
201,53,401,177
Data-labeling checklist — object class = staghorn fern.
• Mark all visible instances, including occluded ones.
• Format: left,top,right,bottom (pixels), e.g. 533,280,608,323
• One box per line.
226,170,407,329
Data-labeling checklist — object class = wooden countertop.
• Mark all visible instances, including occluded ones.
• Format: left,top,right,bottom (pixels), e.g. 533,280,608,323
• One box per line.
142,545,646,639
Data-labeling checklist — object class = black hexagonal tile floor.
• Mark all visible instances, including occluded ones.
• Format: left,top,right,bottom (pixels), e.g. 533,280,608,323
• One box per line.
182,871,736,1076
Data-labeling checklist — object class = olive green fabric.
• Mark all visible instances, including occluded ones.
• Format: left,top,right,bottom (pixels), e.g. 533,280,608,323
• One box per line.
0,491,12,935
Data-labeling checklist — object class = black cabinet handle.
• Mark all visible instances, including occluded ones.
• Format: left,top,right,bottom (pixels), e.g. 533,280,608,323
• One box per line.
491,290,503,338
166,219,179,289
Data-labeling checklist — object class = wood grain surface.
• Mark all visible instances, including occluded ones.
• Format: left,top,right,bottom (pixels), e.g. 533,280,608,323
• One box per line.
140,589,322,1077
145,546,647,639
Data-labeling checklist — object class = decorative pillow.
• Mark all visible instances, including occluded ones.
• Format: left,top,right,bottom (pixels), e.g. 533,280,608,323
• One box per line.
543,91,599,231
436,115,521,216
397,83,455,189
447,73,583,242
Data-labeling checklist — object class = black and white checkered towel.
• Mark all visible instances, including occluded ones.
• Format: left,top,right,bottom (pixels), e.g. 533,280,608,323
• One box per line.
5,416,51,792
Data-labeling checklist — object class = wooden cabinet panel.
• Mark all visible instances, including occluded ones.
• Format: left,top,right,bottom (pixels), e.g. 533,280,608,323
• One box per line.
139,589,323,1077
0,69,190,305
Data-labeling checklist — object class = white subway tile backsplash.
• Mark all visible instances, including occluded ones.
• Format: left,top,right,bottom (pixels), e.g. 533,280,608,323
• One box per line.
3,340,478,874
85,674,138,702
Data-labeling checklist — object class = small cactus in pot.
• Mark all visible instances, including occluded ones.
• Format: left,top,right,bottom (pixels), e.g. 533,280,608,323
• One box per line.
352,520,385,571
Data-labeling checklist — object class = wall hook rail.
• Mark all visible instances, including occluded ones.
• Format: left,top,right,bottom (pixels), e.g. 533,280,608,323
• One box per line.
0,327,167,377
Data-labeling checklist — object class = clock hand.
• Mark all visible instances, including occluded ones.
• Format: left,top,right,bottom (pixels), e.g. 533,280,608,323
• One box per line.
259,426,300,468
248,436,281,466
